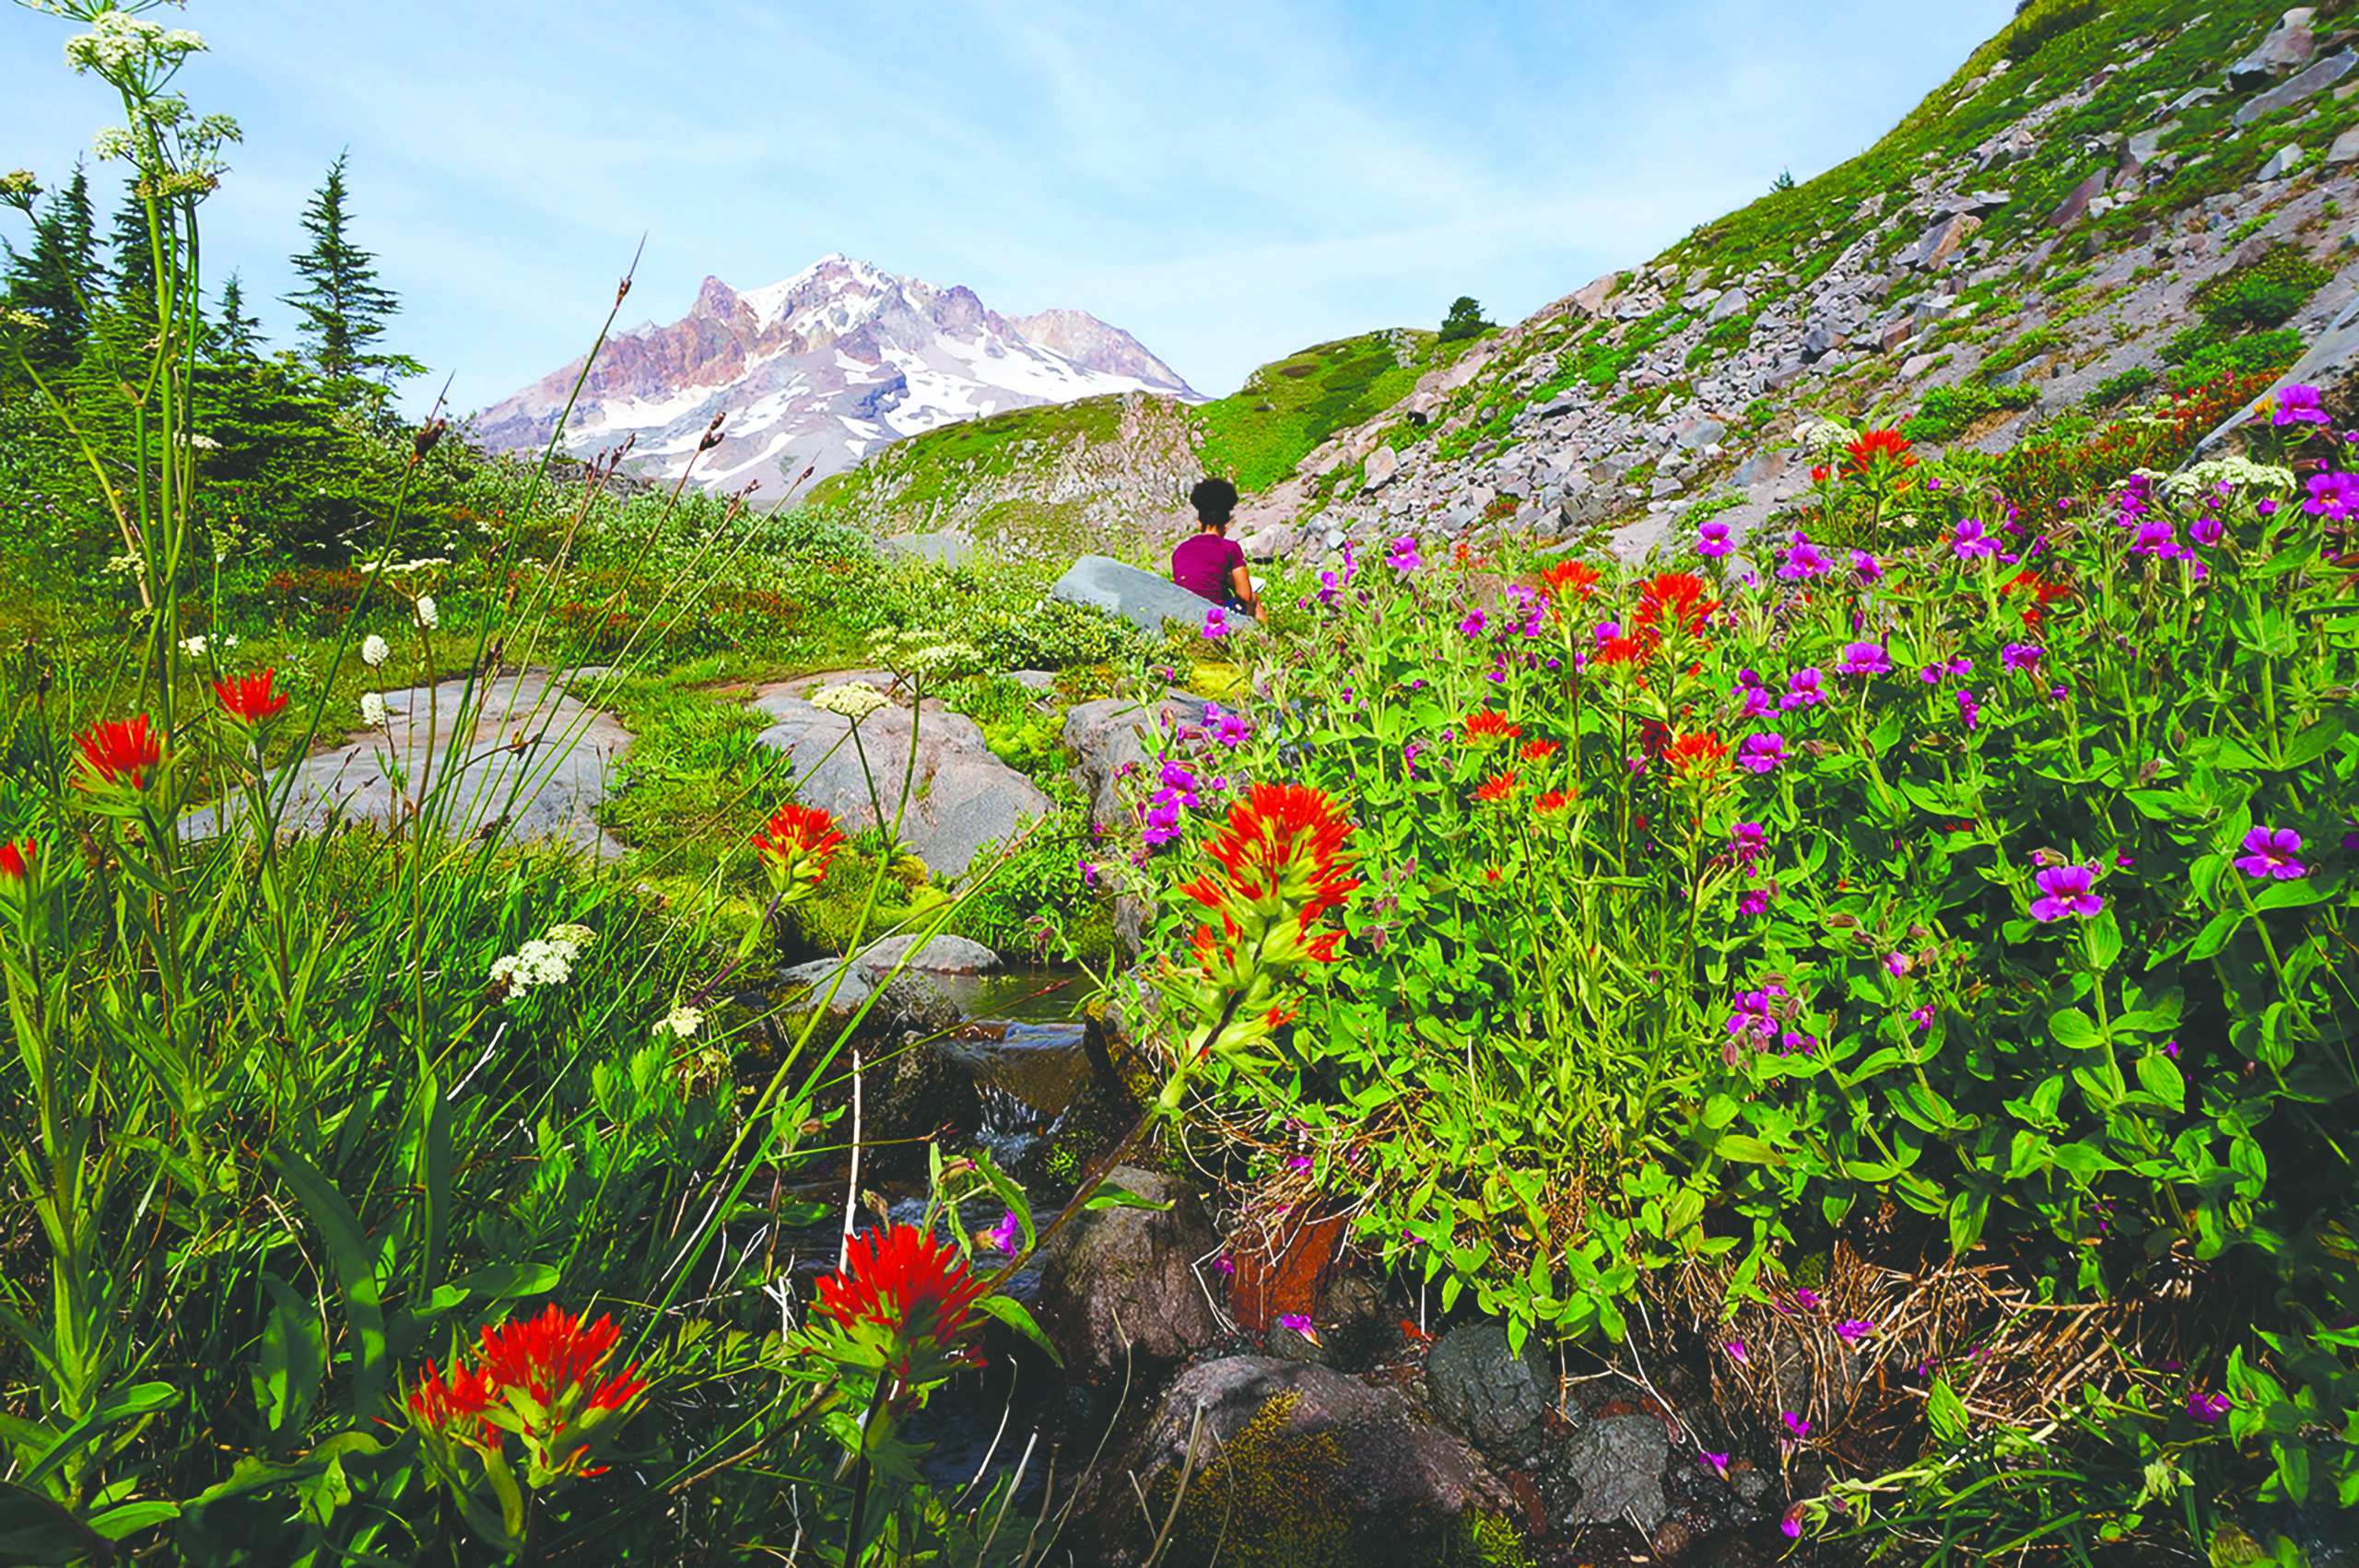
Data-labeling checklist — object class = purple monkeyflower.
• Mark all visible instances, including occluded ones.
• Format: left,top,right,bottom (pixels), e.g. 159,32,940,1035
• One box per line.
1277,1312,1317,1336
1739,888,1773,916
1850,549,1884,583
2236,825,2306,881
2191,514,2225,547
1909,1004,1936,1028
986,1209,1023,1253
2305,470,2359,521
2271,383,2331,427
2001,641,2044,673
2130,518,2183,557
1779,535,1835,579
1387,534,1423,576
1790,1288,1824,1311
1836,1318,1877,1342
1950,517,2002,561
1736,669,1777,720
1780,668,1827,709
1780,1030,1817,1056
1698,520,1733,558
1459,608,1487,638
1142,795,1185,845
1781,1505,1807,1540
1727,988,1785,1045
1699,1452,1731,1478
2030,862,2105,921
1738,731,1789,774
1731,821,1768,869
1957,686,1982,730
1883,952,1912,977
2186,1391,2233,1424
1203,606,1228,639
1160,759,1201,807
1781,1410,1812,1441
1837,641,1892,678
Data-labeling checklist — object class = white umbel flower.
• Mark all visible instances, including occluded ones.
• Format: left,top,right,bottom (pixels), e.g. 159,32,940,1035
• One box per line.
655,1004,705,1040
416,596,439,629
489,939,576,991
811,681,887,720
361,634,391,667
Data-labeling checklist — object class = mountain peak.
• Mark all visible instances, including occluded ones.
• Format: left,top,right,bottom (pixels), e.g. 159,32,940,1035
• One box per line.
472,256,1195,498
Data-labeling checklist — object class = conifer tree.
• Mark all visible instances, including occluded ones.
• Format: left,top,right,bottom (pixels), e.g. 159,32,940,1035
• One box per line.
282,151,406,391
213,271,263,359
109,186,158,309
1,165,100,369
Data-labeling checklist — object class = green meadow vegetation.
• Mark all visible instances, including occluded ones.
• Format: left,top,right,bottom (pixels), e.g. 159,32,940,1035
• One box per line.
4,1,2359,1565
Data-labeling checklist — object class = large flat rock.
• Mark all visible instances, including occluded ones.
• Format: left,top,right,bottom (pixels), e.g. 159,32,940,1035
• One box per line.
1050,555,1222,637
186,671,629,856
749,679,1050,880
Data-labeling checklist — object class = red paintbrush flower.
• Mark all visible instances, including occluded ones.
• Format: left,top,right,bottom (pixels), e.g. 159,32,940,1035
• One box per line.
816,1223,991,1349
1592,635,1649,666
1540,559,1602,601
212,668,289,726
1198,783,1358,925
1533,790,1573,818
1632,571,1719,638
75,715,163,791
1843,429,1916,474
1810,463,1832,486
752,802,846,893
1520,739,1560,763
408,1356,497,1432
1461,710,1522,746
1665,731,1731,778
473,1304,645,1414
1473,771,1520,805
0,839,30,882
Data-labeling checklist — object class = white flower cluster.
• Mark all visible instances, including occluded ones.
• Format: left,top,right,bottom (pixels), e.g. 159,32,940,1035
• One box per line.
1793,417,1858,455
65,12,205,77
361,634,390,667
811,681,887,720
359,691,389,727
90,126,136,163
869,626,980,679
654,1004,705,1040
2166,455,2297,500
178,632,238,658
490,925,595,994
358,557,452,576
102,554,141,576
416,596,439,629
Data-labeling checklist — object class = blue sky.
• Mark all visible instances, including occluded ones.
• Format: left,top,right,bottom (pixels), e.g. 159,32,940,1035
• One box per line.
2,2,2017,414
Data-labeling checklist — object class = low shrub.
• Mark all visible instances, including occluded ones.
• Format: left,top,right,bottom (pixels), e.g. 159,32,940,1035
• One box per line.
1900,380,2041,442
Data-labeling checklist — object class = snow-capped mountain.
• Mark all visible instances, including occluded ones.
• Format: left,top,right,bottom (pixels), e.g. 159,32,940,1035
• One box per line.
471,254,1195,501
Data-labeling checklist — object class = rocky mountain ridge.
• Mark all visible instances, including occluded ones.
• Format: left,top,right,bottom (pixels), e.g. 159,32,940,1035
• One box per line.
470,253,1193,502
1250,0,2359,565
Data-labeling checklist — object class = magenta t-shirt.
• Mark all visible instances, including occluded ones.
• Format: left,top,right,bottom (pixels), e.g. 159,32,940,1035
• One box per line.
1172,533,1243,603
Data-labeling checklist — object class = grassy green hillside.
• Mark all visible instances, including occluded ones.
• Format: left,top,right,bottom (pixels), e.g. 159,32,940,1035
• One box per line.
1193,328,1455,490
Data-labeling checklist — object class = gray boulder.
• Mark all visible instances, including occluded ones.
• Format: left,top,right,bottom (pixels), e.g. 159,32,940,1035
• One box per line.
1538,1413,1672,1532
1077,1355,1512,1567
855,933,1002,975
1050,555,1224,637
2234,49,2353,125
1426,1321,1555,1462
1706,287,1751,323
2230,7,2317,88
749,685,1050,880
776,958,961,1040
2260,144,2306,181
182,672,629,858
1033,1165,1222,1386
1062,695,1214,829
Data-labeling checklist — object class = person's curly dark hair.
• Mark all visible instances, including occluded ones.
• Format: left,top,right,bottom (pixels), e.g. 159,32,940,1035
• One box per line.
1190,476,1238,529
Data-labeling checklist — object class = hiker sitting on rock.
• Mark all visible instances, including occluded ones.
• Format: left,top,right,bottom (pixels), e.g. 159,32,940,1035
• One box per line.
1171,477,1264,624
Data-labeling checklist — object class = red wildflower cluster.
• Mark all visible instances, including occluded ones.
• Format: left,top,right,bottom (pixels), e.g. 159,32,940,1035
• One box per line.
1843,429,1916,476
1473,771,1520,805
407,1305,645,1479
1632,571,1719,640
1533,790,1573,818
1461,710,1522,745
1593,635,1649,667
212,668,289,727
1520,739,1560,763
816,1223,990,1349
1665,731,1731,779
75,715,163,791
0,839,30,882
751,802,846,894
1636,719,1673,765
1182,783,1358,933
1540,559,1602,602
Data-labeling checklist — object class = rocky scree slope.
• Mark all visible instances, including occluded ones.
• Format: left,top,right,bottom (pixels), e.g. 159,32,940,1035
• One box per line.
1281,0,2359,565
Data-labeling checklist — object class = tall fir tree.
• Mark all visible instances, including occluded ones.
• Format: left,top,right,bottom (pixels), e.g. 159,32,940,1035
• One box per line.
281,151,405,391
108,187,158,310
213,271,264,360
1,165,100,370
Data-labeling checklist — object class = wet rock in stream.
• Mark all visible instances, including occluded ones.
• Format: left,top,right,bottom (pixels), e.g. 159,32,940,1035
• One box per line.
1035,1164,1223,1386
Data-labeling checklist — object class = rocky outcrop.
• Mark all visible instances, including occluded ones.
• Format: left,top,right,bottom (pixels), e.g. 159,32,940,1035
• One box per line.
748,677,1050,880
1074,1356,1512,1567
1425,1321,1555,1463
1033,1165,1223,1386
1050,556,1229,638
